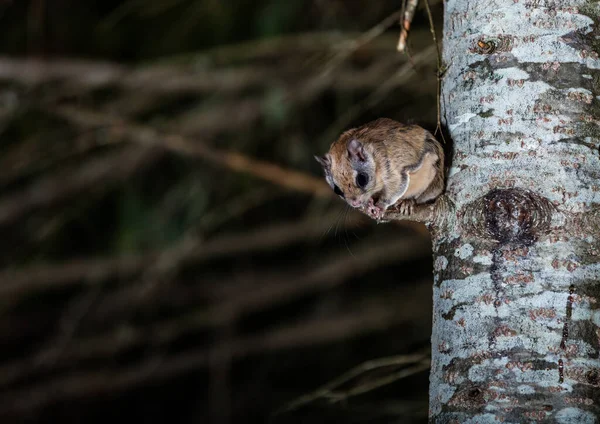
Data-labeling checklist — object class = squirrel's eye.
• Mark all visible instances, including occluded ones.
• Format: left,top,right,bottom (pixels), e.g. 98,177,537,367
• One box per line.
355,172,369,189
333,184,344,198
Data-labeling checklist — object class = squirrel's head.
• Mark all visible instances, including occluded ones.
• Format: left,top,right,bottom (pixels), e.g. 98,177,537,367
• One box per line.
315,130,384,210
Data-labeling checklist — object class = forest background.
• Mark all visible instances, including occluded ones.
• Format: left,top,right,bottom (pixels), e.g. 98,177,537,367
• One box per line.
0,1,443,423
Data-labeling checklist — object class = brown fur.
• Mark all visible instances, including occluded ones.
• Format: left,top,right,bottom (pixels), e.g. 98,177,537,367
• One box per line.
315,118,445,218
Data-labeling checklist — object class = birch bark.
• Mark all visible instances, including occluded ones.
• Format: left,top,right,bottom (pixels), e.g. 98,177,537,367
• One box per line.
428,0,600,422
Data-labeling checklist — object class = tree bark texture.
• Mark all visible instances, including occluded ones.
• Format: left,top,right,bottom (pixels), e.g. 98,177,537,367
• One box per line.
430,0,600,422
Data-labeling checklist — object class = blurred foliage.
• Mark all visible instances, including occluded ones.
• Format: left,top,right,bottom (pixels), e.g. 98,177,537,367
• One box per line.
0,1,443,423
0,0,411,61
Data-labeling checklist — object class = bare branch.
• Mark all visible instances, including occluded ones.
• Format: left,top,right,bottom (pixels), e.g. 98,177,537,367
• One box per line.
0,238,431,389
0,57,286,95
178,32,401,65
278,349,430,413
316,44,437,149
0,132,104,190
0,32,421,96
330,360,430,399
0,292,430,415
0,209,366,298
397,0,419,52
320,9,403,77
50,106,332,197
0,145,161,227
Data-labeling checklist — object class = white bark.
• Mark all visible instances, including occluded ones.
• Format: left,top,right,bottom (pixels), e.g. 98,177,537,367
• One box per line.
429,0,600,422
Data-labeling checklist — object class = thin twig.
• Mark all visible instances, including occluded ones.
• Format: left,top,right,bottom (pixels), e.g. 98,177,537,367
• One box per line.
0,145,161,227
397,0,419,52
0,296,429,415
31,285,103,367
198,188,276,232
0,33,401,95
0,239,431,389
0,132,105,190
317,45,437,154
277,348,430,413
0,209,365,298
321,9,403,76
422,0,446,143
50,106,332,198
330,360,430,399
160,32,400,66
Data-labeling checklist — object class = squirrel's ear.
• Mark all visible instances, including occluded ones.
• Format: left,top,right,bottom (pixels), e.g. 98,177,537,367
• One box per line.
314,154,331,170
347,138,366,162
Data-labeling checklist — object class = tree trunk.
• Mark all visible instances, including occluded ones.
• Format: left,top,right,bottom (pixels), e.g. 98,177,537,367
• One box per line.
429,0,600,422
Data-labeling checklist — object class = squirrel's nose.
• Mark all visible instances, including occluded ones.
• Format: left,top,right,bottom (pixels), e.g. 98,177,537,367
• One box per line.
350,199,361,207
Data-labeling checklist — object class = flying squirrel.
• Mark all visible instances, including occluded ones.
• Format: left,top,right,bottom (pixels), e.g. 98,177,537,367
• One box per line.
315,118,445,221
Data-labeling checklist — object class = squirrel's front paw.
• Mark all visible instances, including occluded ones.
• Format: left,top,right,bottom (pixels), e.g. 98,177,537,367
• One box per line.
366,198,387,221
397,199,416,215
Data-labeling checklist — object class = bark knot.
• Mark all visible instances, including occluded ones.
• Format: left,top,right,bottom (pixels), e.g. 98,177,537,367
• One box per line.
448,385,489,409
462,188,554,245
586,369,599,386
483,189,552,245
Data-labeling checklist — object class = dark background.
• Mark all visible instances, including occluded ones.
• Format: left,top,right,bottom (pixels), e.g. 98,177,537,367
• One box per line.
0,1,443,422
